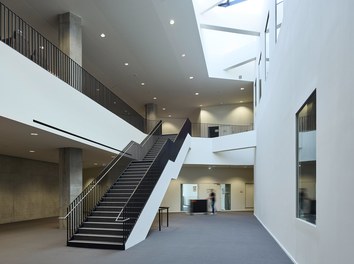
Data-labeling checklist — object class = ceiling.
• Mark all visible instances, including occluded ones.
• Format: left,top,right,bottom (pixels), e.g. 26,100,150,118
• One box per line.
0,0,259,167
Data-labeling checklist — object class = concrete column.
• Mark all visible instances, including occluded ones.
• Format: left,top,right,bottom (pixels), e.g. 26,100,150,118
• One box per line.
145,103,158,133
58,12,82,65
58,12,82,92
59,148,83,229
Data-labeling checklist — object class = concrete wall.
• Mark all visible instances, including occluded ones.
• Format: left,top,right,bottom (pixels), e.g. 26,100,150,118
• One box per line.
0,155,58,224
161,166,253,212
254,0,354,263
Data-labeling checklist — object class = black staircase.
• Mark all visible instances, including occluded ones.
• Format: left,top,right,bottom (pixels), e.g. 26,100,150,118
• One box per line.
62,119,191,250
67,135,176,249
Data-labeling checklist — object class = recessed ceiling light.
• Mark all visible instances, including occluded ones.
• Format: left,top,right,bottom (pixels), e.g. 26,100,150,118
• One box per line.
141,82,145,86
94,163,98,166
181,54,186,57
189,76,194,80
30,132,38,136
240,87,245,90
153,97,157,100
162,107,166,111
208,166,212,170
169,19,175,25
199,104,203,107
29,150,35,153
168,114,172,117
96,88,100,91
124,62,129,66
113,101,117,104
240,100,244,103
195,92,199,95
39,46,44,50
100,33,106,38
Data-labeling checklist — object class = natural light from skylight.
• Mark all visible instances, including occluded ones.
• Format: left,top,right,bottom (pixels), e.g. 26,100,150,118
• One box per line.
192,0,266,81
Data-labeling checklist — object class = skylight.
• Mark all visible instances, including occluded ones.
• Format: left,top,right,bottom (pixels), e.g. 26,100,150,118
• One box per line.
192,0,266,81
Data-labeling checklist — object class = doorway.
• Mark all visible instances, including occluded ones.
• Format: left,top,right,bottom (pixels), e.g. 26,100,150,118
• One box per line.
208,126,219,138
245,183,254,208
181,183,231,212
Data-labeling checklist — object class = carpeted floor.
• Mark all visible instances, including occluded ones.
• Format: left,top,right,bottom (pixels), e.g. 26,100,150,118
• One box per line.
0,212,293,264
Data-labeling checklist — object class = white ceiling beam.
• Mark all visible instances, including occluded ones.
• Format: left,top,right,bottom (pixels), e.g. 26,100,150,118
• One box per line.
200,1,225,15
200,24,260,36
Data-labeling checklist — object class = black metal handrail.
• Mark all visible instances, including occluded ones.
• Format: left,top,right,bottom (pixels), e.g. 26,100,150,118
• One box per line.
59,141,134,242
59,120,163,243
120,119,191,243
0,2,145,132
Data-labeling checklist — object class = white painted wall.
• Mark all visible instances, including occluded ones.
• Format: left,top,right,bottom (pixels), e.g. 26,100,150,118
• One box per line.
161,118,185,134
212,130,256,153
0,42,146,153
184,137,255,166
254,1,354,263
161,166,254,212
200,103,253,125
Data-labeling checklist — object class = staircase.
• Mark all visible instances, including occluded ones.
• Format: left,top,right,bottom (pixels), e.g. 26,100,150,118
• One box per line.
67,134,176,249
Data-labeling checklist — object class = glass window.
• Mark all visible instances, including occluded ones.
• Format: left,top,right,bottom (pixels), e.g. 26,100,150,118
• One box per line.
296,91,316,224
276,0,284,42
258,53,262,101
265,12,270,79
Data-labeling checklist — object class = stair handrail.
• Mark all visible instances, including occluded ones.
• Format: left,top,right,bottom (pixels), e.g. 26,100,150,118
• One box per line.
116,119,191,224
141,120,162,146
58,141,136,220
114,121,163,222
119,119,191,242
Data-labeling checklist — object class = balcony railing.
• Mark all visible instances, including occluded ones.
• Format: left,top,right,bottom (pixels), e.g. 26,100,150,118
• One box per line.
191,122,253,138
0,2,146,132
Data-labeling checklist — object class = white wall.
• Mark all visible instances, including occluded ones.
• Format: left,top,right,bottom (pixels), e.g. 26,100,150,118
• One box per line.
161,166,254,212
184,137,255,166
200,103,253,125
0,42,146,154
254,1,354,263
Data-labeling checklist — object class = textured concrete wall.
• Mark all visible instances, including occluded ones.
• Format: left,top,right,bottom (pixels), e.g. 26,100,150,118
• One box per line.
0,155,58,224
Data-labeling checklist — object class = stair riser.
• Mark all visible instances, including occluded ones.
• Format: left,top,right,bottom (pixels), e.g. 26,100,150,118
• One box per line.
78,229,123,236
67,241,124,250
99,202,126,207
95,207,122,212
73,235,123,243
91,212,119,217
83,223,124,229
110,185,136,190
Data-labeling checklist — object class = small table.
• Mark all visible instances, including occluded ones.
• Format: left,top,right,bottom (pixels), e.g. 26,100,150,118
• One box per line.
158,206,169,231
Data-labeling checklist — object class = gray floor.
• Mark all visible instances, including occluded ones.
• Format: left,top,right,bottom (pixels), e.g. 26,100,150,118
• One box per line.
0,212,293,264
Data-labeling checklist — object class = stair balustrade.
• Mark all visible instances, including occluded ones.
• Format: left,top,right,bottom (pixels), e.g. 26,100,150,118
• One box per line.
59,121,163,247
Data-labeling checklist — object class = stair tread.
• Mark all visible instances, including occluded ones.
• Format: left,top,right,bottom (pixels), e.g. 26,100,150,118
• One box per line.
69,239,123,246
75,233,123,238
85,221,122,224
79,227,122,231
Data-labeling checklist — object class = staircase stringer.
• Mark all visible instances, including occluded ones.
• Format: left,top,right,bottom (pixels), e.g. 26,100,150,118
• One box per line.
125,135,191,249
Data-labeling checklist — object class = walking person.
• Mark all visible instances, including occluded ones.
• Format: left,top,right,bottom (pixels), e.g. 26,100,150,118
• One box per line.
209,189,216,214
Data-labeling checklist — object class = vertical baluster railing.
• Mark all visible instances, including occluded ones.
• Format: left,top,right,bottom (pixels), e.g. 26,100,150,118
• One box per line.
0,1,146,132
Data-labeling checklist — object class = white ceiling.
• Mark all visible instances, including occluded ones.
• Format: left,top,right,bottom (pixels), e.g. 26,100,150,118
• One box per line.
0,0,258,167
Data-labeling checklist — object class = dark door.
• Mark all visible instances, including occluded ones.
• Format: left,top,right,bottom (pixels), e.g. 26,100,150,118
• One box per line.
208,126,219,138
